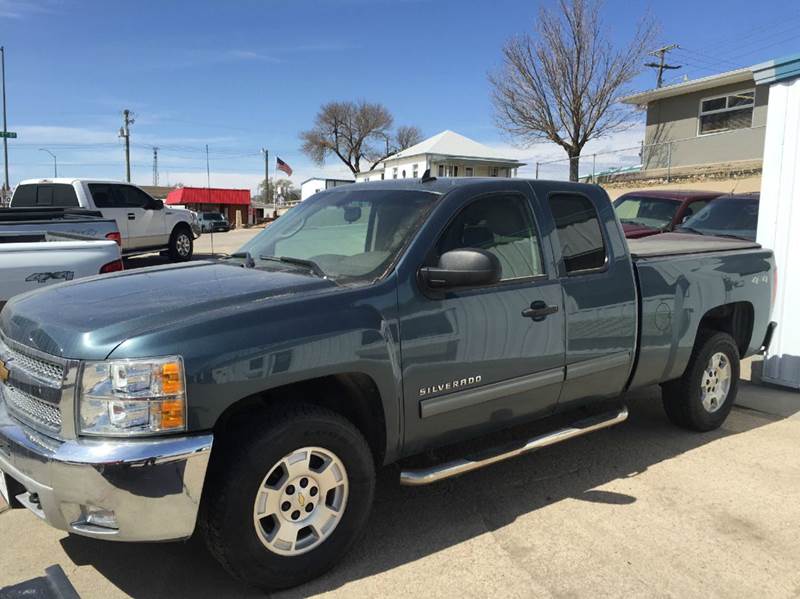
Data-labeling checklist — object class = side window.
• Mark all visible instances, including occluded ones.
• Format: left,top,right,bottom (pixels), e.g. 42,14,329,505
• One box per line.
548,193,607,274
115,185,151,208
89,183,118,208
684,200,709,219
52,184,79,207
437,194,544,280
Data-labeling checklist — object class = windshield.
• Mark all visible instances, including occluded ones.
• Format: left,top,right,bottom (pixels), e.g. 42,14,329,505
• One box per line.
238,189,439,282
613,196,680,229
204,213,223,220
680,197,759,240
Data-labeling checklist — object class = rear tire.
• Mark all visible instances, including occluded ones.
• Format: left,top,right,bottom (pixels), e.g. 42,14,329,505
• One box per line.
661,331,740,431
168,226,193,261
202,404,375,591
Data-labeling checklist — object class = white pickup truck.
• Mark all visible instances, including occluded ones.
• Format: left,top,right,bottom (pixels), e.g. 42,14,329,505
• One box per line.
0,231,122,309
11,179,199,261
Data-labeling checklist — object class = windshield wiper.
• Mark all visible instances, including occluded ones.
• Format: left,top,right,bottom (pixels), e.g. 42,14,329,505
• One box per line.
229,251,255,268
259,255,328,279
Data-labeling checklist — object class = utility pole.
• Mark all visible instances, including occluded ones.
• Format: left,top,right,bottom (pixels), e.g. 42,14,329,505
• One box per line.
261,148,269,205
645,44,681,88
119,109,134,182
152,147,159,186
1,46,9,194
206,144,214,255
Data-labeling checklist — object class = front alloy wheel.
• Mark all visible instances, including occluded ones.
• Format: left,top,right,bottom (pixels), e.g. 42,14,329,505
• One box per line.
202,404,375,591
253,447,349,556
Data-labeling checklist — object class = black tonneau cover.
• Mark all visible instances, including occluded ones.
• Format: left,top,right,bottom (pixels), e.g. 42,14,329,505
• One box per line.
0,207,104,222
628,232,760,259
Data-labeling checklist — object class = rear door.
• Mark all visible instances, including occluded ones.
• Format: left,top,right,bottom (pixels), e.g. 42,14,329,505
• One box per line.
87,183,131,250
541,187,637,408
398,182,566,452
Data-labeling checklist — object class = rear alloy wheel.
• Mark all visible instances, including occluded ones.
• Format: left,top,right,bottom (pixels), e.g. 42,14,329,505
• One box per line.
661,331,740,431
169,228,193,261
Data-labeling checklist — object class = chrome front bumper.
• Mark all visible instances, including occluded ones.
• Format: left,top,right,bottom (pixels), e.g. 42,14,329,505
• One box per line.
0,400,213,542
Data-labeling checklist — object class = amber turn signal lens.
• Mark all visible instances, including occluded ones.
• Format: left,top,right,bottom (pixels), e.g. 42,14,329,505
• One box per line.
161,362,183,395
157,398,185,430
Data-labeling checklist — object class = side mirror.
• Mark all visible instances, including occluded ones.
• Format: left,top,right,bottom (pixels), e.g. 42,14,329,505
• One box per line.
419,249,501,289
149,199,164,210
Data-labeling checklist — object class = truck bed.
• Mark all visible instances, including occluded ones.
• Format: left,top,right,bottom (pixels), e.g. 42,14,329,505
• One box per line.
628,232,760,259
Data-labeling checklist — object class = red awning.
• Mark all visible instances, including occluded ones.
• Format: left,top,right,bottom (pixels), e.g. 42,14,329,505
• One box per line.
166,187,251,206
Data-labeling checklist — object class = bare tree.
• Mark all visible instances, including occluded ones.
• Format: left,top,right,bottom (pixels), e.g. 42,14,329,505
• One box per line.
300,101,422,174
490,0,657,181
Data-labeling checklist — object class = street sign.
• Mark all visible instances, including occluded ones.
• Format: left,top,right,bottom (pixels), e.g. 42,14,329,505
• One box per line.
0,131,16,139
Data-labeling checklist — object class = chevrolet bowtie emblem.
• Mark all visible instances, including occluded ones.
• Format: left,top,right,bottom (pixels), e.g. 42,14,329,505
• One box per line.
0,359,8,383
297,493,305,507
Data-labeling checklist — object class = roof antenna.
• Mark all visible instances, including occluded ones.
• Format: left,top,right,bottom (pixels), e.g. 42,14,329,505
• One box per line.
421,168,436,183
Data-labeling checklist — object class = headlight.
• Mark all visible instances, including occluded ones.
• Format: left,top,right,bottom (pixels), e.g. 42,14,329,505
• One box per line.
79,356,187,436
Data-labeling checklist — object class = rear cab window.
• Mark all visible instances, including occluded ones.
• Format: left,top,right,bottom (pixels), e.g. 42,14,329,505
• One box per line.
12,183,79,207
548,193,607,274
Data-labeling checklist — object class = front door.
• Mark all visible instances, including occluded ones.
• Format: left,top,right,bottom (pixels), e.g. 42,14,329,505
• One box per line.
398,188,565,452
113,184,167,249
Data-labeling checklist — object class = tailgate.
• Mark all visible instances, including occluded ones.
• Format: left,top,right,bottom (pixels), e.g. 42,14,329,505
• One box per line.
0,239,120,302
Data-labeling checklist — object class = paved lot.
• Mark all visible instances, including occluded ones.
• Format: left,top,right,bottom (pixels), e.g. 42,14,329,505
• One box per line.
123,227,262,269
1,382,799,598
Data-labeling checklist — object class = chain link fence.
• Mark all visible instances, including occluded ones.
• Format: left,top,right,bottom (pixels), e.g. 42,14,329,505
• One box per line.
532,126,766,183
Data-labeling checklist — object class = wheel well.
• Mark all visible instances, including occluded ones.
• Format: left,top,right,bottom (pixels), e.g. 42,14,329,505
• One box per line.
213,373,387,464
171,222,192,238
697,302,754,357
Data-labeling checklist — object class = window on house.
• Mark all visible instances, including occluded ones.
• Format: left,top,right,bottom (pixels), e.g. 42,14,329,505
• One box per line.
393,167,398,179
412,164,418,178
402,170,406,178
698,89,755,135
381,173,385,180
452,166,459,177
548,193,607,273
490,167,499,177
438,165,445,177
465,167,474,177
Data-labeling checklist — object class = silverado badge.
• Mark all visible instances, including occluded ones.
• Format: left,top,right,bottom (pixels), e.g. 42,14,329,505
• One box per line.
0,359,8,383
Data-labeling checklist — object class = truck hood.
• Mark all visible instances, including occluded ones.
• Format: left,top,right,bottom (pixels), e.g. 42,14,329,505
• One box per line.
0,261,336,359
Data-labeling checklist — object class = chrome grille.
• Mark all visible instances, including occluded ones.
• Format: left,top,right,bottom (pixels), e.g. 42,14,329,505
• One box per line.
2,384,62,432
0,337,64,387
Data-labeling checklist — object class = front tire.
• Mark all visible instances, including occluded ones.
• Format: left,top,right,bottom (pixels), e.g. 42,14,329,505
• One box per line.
661,331,740,431
168,226,193,261
202,404,375,591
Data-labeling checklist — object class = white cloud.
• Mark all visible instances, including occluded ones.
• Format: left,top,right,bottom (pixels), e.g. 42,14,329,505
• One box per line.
0,0,56,19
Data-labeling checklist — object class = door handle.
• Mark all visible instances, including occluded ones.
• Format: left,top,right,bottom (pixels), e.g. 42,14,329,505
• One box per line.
522,300,559,321
127,213,135,220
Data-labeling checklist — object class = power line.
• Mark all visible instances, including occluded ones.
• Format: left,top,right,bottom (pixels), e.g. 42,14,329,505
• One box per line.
645,44,681,88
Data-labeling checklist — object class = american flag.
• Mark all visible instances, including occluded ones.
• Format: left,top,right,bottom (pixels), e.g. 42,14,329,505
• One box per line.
276,156,293,176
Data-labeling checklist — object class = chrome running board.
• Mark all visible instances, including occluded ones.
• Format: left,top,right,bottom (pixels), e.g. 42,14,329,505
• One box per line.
399,405,629,486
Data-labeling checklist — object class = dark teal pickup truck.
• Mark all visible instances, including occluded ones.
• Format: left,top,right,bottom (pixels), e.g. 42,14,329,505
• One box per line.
0,178,776,590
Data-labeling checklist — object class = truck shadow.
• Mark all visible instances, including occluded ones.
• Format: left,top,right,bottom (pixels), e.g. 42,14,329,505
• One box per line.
58,385,796,598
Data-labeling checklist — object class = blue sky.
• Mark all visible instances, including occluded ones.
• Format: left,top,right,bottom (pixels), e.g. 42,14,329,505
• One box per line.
2,0,799,190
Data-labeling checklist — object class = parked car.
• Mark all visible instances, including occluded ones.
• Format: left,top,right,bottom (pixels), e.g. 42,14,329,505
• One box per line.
198,211,231,233
0,178,776,591
613,190,723,238
678,192,760,241
11,179,199,261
